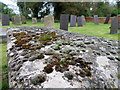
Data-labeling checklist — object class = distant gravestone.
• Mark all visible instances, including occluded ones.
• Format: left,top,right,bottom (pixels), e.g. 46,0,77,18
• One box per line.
21,16,26,24
94,15,99,25
77,16,83,27
70,15,77,27
60,14,69,30
81,15,86,25
2,14,10,26
11,16,15,24
44,15,54,28
32,18,37,24
104,14,111,24
41,18,44,23
110,16,118,34
118,24,120,29
14,15,20,25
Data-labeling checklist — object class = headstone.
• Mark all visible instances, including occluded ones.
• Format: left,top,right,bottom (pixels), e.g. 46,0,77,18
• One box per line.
11,16,15,24
94,15,99,25
110,16,118,34
60,14,69,30
44,15,54,28
81,15,86,25
32,18,37,24
77,16,83,27
41,18,44,23
70,15,77,27
104,14,111,24
2,14,10,26
21,16,26,24
118,24,120,29
14,15,20,25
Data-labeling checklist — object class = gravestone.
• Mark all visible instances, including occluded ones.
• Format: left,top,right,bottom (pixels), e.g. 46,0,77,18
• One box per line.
32,18,37,24
41,18,44,23
14,15,20,25
2,14,10,26
118,24,120,29
44,15,54,28
81,15,86,25
60,14,69,30
104,14,111,24
70,15,77,27
21,16,26,24
77,16,83,27
94,15,99,25
11,16,15,24
110,16,118,34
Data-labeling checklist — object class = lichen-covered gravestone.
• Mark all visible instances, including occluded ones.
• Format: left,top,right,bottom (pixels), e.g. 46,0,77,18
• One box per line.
104,14,111,24
70,15,77,27
21,16,26,24
44,15,54,28
94,15,99,25
110,16,118,34
81,15,86,25
2,14,10,26
32,18,37,24
77,16,83,27
14,15,21,25
60,14,69,30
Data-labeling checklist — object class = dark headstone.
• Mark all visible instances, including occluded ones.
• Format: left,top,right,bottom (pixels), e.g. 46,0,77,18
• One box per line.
104,14,111,24
77,16,83,27
60,14,69,30
21,16,26,24
2,14,10,26
110,16,118,34
70,15,76,27
118,24,120,29
94,15,99,25
14,15,20,25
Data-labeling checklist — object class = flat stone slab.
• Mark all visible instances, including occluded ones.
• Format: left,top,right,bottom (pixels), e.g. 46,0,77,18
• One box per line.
7,27,119,88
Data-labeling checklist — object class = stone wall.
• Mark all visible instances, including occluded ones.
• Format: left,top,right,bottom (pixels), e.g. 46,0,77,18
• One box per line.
7,27,119,88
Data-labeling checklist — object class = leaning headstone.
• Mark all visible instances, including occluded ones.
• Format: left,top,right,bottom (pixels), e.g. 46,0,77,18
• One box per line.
2,14,10,26
110,16,118,34
44,15,54,28
60,14,69,30
81,15,86,25
14,15,20,25
104,14,111,24
94,15,99,25
21,16,26,24
70,15,77,27
77,16,83,27
32,18,37,24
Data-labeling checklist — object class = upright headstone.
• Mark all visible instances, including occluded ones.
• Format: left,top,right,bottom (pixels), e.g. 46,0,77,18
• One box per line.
44,15,54,28
11,16,15,24
32,18,37,24
14,15,20,25
60,14,69,30
110,16,118,34
70,15,77,27
77,16,83,27
21,16,26,24
2,14,10,26
41,18,44,23
104,14,111,24
94,15,99,25
81,15,86,25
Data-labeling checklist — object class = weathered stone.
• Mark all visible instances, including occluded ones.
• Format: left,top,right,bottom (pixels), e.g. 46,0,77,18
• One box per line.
81,15,86,25
41,18,44,23
21,16,26,24
94,15,99,25
44,15,54,28
70,15,77,27
2,14,10,26
14,15,21,25
104,14,111,24
60,14,69,30
77,16,83,27
32,18,37,24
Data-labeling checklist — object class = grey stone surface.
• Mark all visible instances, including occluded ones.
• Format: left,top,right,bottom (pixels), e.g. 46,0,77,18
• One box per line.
44,15,54,28
0,28,7,43
77,16,83,27
21,16,26,24
110,16,118,34
104,14,111,24
2,14,10,26
94,15,99,25
60,14,69,30
14,15,21,25
70,15,77,27
32,18,37,24
81,15,86,25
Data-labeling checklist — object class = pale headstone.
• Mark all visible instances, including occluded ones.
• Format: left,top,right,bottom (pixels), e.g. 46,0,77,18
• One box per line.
14,15,20,25
110,16,118,34
77,16,83,27
41,18,44,23
2,14,10,26
21,16,26,24
70,15,77,27
60,14,69,30
81,15,86,25
94,15,99,25
32,18,37,24
104,14,111,24
44,15,54,28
